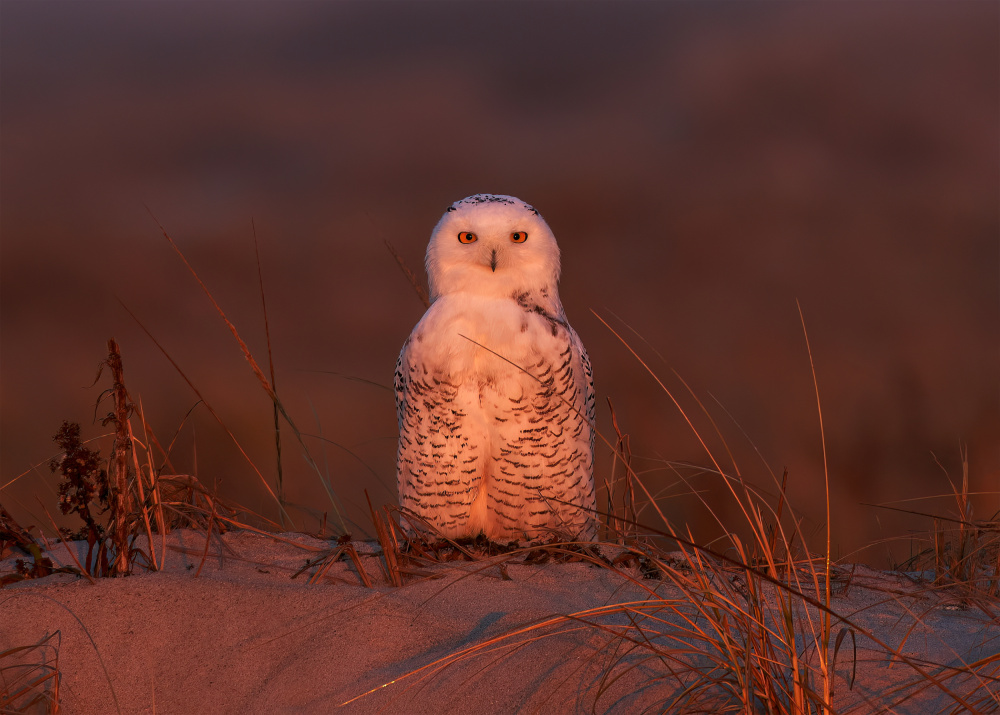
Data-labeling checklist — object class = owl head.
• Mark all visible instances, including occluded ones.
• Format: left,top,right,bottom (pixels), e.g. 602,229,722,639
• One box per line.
425,194,561,301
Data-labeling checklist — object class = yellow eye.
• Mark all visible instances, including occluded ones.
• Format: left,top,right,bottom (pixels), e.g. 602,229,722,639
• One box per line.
458,231,477,244
510,231,528,243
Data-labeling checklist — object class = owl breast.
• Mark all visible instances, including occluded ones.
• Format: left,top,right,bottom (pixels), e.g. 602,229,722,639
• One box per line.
411,294,558,384
396,290,596,543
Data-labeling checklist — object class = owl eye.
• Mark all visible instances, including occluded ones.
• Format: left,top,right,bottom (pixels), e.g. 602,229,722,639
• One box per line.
510,231,528,243
458,231,477,244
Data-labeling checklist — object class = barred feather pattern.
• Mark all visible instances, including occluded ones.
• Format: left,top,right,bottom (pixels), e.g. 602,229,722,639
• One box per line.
395,297,595,541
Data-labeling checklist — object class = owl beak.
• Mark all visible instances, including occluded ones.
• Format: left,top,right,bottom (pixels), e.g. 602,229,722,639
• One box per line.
489,248,498,272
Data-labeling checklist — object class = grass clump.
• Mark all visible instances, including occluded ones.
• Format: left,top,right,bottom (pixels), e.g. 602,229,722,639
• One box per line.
344,311,999,714
0,506,75,588
1,338,266,586
888,451,1000,599
0,632,60,715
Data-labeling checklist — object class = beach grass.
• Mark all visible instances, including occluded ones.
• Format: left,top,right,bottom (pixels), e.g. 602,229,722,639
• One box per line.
340,319,998,714
0,632,60,714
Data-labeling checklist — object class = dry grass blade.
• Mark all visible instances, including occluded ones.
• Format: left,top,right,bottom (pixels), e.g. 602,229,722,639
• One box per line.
796,299,834,710
153,474,267,538
291,538,374,588
604,308,749,474
367,493,402,587
193,494,219,579
606,398,636,542
252,220,286,522
338,542,374,588
0,632,60,715
591,310,725,478
385,239,430,309
1,593,121,715
131,398,164,570
118,300,290,525
144,209,346,533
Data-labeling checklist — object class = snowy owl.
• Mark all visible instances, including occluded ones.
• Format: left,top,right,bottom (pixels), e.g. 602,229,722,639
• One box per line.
394,194,596,543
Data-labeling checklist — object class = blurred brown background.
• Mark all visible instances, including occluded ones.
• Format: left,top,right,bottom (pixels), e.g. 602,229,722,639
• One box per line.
2,1,997,566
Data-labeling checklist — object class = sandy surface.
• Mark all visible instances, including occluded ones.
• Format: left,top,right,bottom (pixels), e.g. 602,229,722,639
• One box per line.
2,529,997,714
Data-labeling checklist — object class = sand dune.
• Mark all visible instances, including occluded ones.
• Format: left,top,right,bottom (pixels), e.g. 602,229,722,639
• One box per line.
2,529,997,713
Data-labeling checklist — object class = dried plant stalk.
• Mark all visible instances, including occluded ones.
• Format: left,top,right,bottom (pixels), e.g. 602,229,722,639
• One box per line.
385,239,430,309
105,339,134,576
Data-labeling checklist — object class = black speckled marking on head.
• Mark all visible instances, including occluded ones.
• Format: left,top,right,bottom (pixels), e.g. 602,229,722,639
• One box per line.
461,194,516,207
449,194,542,218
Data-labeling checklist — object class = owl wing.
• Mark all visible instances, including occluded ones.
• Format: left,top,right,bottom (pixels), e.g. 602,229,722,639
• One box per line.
486,320,597,541
571,325,597,450
395,338,487,537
